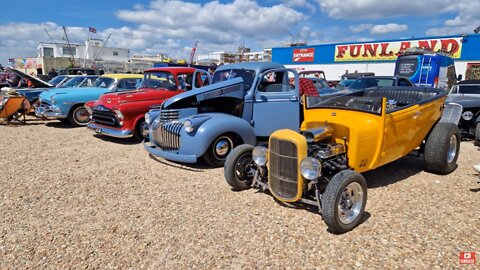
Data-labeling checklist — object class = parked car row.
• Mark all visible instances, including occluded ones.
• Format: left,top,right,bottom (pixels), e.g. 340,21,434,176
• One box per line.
2,61,477,233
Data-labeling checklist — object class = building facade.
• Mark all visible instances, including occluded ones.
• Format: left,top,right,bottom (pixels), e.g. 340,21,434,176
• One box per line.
272,34,480,81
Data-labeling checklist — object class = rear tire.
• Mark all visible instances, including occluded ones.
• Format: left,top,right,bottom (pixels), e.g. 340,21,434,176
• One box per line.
68,105,90,127
475,123,480,147
224,144,255,191
133,118,148,142
322,170,367,234
424,122,460,174
202,134,236,167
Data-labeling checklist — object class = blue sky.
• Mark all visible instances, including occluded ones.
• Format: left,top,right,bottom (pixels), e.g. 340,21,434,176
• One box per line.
1,0,479,65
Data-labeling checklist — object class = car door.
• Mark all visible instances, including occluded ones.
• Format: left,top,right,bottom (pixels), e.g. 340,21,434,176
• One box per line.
252,69,300,137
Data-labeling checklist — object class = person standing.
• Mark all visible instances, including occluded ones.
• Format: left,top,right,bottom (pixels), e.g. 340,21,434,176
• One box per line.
48,68,58,77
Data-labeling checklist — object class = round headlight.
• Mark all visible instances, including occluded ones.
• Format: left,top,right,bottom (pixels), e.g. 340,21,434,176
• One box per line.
300,157,322,180
184,120,194,133
114,109,123,119
145,112,151,124
252,146,268,166
462,111,473,121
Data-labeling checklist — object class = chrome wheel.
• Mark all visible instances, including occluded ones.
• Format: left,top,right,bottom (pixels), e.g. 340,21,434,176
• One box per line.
447,134,457,163
338,182,364,225
213,136,233,159
73,106,90,125
140,121,149,139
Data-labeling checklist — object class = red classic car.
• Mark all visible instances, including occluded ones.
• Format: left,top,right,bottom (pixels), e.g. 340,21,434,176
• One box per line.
85,67,203,141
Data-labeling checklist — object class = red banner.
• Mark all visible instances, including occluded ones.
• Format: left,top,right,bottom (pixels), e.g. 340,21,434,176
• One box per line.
293,48,315,62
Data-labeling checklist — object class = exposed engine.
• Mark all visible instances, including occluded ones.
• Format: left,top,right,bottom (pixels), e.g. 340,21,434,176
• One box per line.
302,125,348,175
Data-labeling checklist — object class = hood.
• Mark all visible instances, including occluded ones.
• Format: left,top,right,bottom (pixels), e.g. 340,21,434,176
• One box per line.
446,94,480,108
40,87,109,104
7,67,53,88
95,88,166,108
163,77,244,109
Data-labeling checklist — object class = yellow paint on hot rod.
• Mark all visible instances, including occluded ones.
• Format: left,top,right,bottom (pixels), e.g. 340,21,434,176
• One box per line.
224,87,459,233
297,94,446,172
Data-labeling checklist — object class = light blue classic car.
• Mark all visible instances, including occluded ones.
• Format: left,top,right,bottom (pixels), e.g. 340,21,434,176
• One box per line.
144,62,303,166
35,74,143,126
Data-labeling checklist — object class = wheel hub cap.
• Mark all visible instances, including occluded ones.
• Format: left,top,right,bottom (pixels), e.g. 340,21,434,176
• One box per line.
75,108,90,123
447,134,457,163
215,139,230,156
338,182,364,224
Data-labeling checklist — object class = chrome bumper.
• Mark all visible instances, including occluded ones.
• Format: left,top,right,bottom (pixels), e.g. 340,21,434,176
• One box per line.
34,105,67,119
87,123,133,138
143,140,197,163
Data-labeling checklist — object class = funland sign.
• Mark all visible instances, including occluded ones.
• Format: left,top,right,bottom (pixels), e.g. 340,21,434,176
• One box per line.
334,37,463,62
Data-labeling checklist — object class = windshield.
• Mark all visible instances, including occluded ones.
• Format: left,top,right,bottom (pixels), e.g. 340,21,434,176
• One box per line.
212,68,256,90
94,77,115,88
49,76,68,86
306,95,383,115
349,78,395,90
140,72,177,90
453,84,480,94
59,77,87,88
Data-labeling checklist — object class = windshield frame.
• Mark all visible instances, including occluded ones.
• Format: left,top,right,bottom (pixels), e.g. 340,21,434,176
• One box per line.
212,68,256,91
305,94,384,116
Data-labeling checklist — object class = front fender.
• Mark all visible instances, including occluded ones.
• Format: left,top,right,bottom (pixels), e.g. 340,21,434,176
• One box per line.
193,113,257,151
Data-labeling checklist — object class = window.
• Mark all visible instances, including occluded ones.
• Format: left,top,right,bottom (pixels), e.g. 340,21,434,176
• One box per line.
177,74,193,90
43,47,54,57
62,47,76,56
113,51,119,56
258,71,294,93
140,72,177,90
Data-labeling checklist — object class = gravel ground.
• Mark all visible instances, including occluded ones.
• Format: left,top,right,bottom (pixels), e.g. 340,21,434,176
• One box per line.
1,117,479,269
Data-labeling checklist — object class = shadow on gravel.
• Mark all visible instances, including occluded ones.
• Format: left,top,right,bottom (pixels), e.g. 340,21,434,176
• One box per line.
470,188,480,192
364,155,424,189
148,153,214,172
93,134,139,145
45,121,78,129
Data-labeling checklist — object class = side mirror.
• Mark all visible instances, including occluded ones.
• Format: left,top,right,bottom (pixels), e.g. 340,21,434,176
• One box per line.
457,74,463,81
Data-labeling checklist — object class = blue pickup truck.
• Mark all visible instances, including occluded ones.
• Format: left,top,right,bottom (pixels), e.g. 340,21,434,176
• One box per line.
144,62,307,166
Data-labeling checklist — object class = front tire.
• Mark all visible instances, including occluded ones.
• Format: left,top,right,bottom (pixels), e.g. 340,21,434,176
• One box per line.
424,122,460,174
202,134,236,167
68,105,90,127
133,118,148,142
224,144,255,190
322,170,367,234
475,123,480,147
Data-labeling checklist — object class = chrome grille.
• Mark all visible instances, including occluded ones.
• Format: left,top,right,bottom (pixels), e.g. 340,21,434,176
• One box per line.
153,121,183,150
92,109,119,127
160,110,179,123
269,138,298,200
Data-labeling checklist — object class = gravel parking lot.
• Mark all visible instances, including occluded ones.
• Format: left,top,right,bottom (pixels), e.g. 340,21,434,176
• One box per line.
1,117,479,269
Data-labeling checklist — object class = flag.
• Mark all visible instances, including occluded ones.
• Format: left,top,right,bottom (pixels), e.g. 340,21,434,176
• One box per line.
88,27,97,33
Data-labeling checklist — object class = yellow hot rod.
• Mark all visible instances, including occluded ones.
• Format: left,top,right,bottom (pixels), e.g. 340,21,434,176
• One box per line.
224,87,462,233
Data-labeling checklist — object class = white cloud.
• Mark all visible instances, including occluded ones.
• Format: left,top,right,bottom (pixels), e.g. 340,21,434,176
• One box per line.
316,0,459,19
425,1,480,36
349,24,373,33
370,23,407,35
116,0,304,43
280,0,316,12
0,0,306,64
